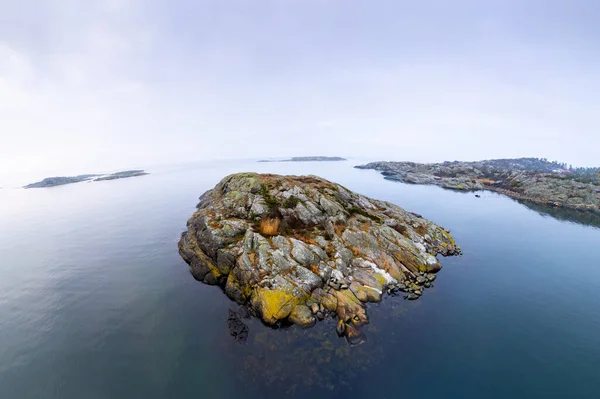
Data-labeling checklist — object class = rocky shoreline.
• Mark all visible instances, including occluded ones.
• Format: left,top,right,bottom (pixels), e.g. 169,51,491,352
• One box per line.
179,173,460,344
356,159,600,213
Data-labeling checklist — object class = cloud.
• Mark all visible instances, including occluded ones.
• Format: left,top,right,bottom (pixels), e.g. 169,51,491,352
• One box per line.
0,0,599,186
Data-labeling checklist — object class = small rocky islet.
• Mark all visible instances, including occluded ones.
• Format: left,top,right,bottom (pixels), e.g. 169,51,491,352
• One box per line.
178,172,460,344
357,158,600,213
23,170,148,188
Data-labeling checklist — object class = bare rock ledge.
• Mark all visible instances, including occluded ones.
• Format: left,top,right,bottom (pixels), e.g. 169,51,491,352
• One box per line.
178,173,460,343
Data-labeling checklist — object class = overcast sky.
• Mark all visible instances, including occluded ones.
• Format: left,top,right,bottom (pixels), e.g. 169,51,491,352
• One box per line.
1,0,599,184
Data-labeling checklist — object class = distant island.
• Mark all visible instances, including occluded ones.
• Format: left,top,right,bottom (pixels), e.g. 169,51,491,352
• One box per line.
24,170,148,188
356,158,600,213
24,174,100,188
93,170,148,181
259,156,346,163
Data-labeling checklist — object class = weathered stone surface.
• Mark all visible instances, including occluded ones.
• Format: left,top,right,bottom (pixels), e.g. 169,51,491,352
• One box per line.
289,304,316,328
336,319,346,337
179,173,460,339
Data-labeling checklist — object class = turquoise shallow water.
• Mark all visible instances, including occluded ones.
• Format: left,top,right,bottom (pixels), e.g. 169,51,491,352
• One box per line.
1,160,600,398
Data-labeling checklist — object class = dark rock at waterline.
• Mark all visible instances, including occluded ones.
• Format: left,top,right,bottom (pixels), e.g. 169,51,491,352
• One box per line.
227,309,249,343
238,306,251,319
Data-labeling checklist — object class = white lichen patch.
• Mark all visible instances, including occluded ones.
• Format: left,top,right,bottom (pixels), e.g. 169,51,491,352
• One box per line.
363,260,397,285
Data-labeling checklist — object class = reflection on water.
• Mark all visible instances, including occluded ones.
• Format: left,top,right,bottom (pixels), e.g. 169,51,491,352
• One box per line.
517,200,600,229
384,179,600,230
379,177,600,230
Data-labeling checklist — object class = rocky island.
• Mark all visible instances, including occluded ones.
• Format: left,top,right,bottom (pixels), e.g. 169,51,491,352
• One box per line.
357,158,600,213
24,170,148,188
179,173,460,344
23,174,101,188
93,170,148,181
259,156,346,162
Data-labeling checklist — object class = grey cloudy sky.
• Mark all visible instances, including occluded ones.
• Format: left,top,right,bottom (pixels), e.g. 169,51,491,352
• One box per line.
1,0,599,184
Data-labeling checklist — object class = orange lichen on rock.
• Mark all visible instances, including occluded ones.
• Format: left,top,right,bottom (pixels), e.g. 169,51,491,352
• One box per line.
260,217,280,236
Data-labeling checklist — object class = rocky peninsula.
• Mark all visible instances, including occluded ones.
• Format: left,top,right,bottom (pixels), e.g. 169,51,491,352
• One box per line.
178,173,460,344
259,156,346,162
357,158,600,213
24,170,148,188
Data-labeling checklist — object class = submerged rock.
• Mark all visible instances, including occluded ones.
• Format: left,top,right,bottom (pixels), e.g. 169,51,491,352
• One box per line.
179,173,460,340
227,309,249,343
344,323,367,346
289,304,316,328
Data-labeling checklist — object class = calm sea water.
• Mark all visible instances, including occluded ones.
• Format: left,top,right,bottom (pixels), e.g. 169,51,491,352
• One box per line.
1,159,600,399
